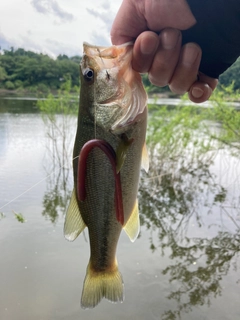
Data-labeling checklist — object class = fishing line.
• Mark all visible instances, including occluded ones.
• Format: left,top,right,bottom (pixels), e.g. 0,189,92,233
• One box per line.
94,48,103,140
93,75,97,139
0,155,80,211
94,89,97,139
94,47,108,140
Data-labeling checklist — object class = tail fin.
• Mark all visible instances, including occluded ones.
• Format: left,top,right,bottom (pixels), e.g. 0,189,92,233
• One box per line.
81,260,124,309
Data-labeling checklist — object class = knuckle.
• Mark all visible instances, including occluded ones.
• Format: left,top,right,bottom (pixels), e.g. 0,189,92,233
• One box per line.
148,73,168,87
169,82,188,94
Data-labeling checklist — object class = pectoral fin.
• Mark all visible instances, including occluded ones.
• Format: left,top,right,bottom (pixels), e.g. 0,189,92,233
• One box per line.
64,188,86,241
116,134,134,173
123,200,140,242
141,142,149,173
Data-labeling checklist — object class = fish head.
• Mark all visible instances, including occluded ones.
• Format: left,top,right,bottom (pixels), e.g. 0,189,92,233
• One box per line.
80,42,147,133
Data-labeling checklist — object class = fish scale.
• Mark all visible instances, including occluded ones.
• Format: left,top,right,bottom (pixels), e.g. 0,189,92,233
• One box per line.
64,42,149,308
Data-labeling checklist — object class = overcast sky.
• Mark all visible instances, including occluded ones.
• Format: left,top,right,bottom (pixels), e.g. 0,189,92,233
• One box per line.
0,0,122,57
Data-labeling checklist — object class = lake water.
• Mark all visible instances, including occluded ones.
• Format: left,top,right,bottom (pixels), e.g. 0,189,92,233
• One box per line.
0,97,240,320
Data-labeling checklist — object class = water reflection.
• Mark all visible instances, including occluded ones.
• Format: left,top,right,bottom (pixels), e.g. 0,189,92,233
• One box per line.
160,232,240,319
0,96,39,113
38,109,240,318
139,144,240,319
40,114,76,223
36,99,240,318
1,96,240,319
41,166,72,223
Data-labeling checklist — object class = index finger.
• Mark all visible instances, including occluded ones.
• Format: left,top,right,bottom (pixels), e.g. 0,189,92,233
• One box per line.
110,0,147,45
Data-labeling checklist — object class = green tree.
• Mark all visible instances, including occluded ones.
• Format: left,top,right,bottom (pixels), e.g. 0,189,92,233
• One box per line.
5,80,15,90
0,66,7,82
219,58,240,90
0,47,80,92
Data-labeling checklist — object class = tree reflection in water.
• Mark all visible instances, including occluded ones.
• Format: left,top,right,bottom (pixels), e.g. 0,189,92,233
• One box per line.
41,165,72,224
39,98,240,317
139,137,240,319
40,108,77,223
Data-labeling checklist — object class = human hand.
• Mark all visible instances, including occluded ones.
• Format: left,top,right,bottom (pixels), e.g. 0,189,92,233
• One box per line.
111,0,218,103
132,29,218,103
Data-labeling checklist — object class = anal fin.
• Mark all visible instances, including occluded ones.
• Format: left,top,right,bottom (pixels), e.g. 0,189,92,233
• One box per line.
123,200,140,242
64,188,86,241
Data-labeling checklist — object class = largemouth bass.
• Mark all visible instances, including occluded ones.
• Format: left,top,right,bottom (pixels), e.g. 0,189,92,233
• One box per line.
64,42,149,308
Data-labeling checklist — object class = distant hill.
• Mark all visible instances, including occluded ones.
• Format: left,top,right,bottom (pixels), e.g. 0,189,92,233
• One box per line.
0,47,239,94
0,48,81,93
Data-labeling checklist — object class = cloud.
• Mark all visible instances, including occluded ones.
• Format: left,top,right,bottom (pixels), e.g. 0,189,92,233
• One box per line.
90,30,111,47
0,31,13,50
0,30,21,52
45,38,81,57
18,34,48,54
0,31,60,58
31,0,74,22
86,1,116,46
0,29,80,58
86,1,115,33
101,1,111,10
31,0,48,14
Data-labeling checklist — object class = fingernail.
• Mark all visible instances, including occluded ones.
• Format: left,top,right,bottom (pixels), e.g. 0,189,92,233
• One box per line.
182,44,200,67
191,87,204,98
161,30,180,50
140,36,158,55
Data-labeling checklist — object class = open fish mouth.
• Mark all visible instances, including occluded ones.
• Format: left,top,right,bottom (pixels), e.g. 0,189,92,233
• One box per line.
81,42,147,133
82,41,134,69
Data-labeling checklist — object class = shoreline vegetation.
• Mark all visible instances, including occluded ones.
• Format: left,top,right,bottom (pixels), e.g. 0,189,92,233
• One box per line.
0,47,240,96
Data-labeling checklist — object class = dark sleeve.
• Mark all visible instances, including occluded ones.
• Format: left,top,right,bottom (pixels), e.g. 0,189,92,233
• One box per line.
182,0,240,78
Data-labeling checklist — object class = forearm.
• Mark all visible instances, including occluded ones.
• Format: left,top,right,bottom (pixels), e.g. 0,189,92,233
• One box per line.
184,0,240,77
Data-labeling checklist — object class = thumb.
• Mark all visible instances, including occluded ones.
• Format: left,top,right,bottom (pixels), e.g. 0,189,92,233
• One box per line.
188,72,218,103
111,0,147,45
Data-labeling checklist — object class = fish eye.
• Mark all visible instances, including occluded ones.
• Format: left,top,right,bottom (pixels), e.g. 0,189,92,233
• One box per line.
83,68,94,82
